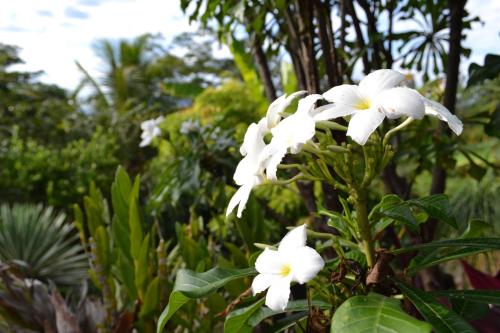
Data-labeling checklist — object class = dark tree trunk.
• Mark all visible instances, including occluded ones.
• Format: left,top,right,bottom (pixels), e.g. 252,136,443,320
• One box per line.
357,0,384,69
424,0,467,243
419,0,467,292
346,0,371,74
314,0,338,87
283,6,308,90
251,34,277,101
296,0,320,93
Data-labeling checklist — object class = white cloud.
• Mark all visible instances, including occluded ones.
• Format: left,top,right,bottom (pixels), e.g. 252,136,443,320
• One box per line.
0,0,198,89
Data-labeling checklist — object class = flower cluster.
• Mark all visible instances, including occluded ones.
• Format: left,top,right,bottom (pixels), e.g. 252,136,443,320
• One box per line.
226,69,463,218
139,116,164,147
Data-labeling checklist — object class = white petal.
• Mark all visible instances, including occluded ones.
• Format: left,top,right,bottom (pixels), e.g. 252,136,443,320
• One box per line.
323,85,361,106
424,98,463,135
251,273,277,295
313,104,357,121
296,94,322,115
233,155,259,185
265,278,291,311
290,246,325,284
226,183,253,218
347,108,386,145
263,144,287,181
266,95,287,129
266,91,307,129
377,87,425,120
271,112,316,148
359,69,405,101
278,224,307,252
240,122,266,156
139,136,152,147
152,127,162,137
255,248,284,274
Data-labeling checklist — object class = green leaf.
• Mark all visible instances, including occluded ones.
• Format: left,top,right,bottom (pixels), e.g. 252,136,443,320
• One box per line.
330,293,431,333
111,214,131,260
370,195,418,232
135,233,151,299
226,34,265,104
111,166,132,224
280,61,298,94
139,277,160,320
248,299,330,327
116,252,137,298
157,267,256,332
391,238,500,275
394,280,477,333
409,195,457,229
450,298,489,321
391,238,500,255
94,226,110,272
224,298,265,333
460,219,492,239
129,176,143,260
429,290,500,306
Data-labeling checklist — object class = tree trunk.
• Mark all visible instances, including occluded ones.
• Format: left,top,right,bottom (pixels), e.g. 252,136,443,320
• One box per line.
296,0,320,93
313,0,338,88
424,0,467,243
251,34,277,101
346,0,371,74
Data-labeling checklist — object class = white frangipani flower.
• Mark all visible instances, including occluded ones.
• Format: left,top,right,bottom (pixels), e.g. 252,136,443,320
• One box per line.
265,91,307,129
139,116,164,147
226,118,268,218
260,94,322,180
227,91,310,217
314,69,463,145
251,225,324,311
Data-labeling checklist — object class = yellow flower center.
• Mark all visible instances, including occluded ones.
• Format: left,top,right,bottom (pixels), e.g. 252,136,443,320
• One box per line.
355,99,371,110
280,264,292,277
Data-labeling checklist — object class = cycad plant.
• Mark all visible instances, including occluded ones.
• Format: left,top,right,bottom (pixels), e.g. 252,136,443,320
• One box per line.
0,203,88,287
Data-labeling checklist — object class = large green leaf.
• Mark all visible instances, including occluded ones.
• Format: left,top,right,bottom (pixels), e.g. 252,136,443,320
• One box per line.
409,195,457,229
224,298,265,333
394,281,477,333
157,267,256,333
369,194,418,232
391,238,500,255
429,290,500,306
391,238,500,275
330,293,431,333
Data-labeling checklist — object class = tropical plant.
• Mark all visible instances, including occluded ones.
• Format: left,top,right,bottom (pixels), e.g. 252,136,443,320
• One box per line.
157,69,500,333
74,167,167,333
0,203,88,287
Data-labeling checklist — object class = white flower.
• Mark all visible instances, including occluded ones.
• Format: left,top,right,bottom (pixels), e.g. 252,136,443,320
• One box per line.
226,118,268,218
251,225,324,311
315,69,463,145
265,91,307,130
260,94,322,180
139,116,164,147
180,118,200,134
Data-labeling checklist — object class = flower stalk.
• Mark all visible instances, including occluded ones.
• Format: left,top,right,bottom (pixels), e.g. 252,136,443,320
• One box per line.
353,190,375,267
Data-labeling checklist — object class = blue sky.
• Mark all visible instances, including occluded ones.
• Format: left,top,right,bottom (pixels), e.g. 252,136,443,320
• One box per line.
0,0,499,90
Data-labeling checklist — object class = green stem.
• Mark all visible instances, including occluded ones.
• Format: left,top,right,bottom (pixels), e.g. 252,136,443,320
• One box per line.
354,190,375,267
316,121,348,131
382,117,413,146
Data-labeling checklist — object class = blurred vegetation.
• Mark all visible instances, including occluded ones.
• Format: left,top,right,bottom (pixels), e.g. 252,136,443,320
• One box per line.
0,0,499,332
